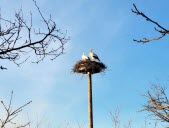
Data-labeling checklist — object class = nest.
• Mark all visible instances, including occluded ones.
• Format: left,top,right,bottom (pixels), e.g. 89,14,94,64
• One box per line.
72,60,106,74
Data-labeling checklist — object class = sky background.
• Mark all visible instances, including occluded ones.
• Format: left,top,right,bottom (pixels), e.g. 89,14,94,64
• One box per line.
1,0,169,128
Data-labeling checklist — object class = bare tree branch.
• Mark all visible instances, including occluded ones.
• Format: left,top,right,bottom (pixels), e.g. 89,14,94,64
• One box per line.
0,0,70,69
131,4,169,43
141,84,169,125
110,108,133,128
0,91,32,128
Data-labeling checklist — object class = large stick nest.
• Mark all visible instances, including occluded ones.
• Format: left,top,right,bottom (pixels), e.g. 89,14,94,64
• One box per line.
72,60,106,74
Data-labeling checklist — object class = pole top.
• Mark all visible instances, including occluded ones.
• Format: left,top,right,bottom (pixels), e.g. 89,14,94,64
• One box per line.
72,60,106,74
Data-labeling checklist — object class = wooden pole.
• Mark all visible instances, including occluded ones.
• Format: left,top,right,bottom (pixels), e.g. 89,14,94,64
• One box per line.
87,72,93,128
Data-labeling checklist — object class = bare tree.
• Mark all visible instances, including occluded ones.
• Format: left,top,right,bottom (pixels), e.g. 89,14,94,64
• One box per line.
0,91,49,128
110,109,120,128
0,91,32,128
131,4,169,43
141,84,169,126
0,0,70,69
110,108,160,128
110,108,132,128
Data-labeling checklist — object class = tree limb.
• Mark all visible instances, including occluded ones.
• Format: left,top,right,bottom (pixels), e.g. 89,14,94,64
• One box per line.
142,84,169,123
0,0,70,69
132,4,169,43
0,91,32,128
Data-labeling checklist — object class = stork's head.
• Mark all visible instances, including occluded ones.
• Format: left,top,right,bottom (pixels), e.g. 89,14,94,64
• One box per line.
89,49,93,53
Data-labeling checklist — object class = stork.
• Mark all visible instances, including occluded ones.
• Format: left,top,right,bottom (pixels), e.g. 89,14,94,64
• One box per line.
82,52,90,61
89,49,100,62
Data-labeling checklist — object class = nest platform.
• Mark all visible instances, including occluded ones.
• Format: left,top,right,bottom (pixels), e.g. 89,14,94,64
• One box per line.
72,60,106,74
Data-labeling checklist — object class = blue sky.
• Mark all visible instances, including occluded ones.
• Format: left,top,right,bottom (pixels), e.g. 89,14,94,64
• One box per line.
1,0,169,127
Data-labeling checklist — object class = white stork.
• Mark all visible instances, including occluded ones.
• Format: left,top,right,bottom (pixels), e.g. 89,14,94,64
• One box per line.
89,49,100,62
82,52,90,61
